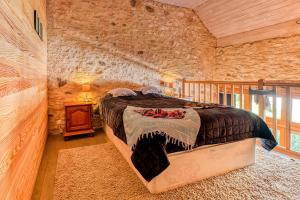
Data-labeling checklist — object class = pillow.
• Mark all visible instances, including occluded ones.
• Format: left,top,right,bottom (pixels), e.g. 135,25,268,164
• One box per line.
139,86,162,95
108,88,137,97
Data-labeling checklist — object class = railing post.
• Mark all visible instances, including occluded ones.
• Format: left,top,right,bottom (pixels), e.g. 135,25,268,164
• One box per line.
240,85,244,109
204,83,207,103
258,79,264,90
182,79,185,98
193,83,196,102
231,84,235,106
247,85,252,112
272,86,277,138
216,84,220,104
188,82,191,97
285,87,291,150
210,83,213,103
198,82,201,102
258,79,265,119
223,84,227,106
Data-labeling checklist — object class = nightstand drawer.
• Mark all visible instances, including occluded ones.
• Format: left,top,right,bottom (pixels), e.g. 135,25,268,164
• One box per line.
65,105,92,132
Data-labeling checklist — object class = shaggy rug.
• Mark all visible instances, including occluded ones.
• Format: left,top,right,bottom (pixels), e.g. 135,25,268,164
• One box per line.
53,142,300,200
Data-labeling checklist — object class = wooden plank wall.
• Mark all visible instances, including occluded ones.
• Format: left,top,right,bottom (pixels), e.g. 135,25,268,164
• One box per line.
0,0,47,199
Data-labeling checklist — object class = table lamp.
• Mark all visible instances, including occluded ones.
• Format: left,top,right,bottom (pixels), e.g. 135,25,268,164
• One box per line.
82,84,91,102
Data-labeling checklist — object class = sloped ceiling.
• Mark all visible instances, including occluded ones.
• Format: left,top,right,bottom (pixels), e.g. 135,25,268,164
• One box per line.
155,0,300,46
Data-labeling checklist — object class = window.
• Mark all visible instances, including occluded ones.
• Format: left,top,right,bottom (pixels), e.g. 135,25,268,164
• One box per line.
265,97,282,119
218,93,232,106
226,94,232,106
292,99,300,123
234,94,241,108
291,132,300,152
276,131,280,145
270,128,281,146
251,96,259,115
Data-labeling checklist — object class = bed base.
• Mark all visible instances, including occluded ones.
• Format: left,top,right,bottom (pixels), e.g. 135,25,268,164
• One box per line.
104,124,256,193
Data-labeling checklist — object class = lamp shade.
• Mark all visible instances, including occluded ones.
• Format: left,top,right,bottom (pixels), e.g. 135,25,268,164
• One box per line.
160,80,173,88
82,84,91,92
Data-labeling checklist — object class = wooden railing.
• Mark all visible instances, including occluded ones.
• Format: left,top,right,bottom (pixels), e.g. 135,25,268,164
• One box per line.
180,79,300,158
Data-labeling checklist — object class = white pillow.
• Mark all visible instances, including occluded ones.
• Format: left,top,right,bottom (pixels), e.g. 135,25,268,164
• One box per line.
108,88,137,97
139,86,162,95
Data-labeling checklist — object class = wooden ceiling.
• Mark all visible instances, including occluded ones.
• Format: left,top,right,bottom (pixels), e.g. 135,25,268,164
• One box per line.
155,0,300,46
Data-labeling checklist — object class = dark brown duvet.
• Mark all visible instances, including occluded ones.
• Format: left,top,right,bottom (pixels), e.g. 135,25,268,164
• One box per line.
101,92,277,181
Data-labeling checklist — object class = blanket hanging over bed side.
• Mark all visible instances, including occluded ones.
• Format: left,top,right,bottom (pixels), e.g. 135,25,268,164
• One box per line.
123,106,201,151
123,106,201,181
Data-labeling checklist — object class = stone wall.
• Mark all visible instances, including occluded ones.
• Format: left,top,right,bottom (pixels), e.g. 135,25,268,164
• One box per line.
214,35,300,81
47,0,216,134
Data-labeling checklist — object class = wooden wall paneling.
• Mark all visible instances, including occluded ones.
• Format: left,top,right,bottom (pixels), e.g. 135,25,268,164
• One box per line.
0,87,46,141
0,99,47,199
0,0,47,199
0,1,46,60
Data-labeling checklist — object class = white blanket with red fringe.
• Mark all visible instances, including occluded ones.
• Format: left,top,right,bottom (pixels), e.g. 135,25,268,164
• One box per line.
123,106,201,150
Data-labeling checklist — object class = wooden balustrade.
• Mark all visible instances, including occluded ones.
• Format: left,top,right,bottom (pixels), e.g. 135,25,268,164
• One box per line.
180,79,300,158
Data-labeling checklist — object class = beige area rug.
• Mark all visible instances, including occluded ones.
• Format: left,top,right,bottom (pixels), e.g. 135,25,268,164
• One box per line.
53,143,300,200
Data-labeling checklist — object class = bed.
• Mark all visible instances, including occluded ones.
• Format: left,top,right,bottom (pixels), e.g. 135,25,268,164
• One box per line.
101,92,277,193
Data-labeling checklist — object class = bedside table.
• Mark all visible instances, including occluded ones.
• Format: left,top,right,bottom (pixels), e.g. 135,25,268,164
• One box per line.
64,102,95,140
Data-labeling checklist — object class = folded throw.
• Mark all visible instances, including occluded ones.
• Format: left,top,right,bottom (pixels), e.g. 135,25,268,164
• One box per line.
123,106,201,151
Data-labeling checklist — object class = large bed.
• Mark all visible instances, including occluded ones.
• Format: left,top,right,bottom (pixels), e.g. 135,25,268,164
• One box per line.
101,92,277,193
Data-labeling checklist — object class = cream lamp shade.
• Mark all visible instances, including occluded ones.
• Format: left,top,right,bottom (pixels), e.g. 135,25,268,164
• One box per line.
82,84,91,92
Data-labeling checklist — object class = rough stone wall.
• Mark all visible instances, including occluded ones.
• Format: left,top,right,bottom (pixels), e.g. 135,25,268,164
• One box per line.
47,0,216,134
214,35,300,81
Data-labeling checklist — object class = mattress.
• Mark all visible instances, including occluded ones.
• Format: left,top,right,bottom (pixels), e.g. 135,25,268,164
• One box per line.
105,124,256,193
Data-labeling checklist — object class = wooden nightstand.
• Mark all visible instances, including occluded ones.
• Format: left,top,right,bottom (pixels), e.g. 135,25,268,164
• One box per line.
64,102,95,140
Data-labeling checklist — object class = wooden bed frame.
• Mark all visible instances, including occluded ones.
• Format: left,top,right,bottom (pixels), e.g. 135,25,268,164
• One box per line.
104,124,256,193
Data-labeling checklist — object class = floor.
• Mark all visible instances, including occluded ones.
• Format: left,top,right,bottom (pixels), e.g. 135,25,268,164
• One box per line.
31,129,299,200
31,130,108,200
52,142,300,200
